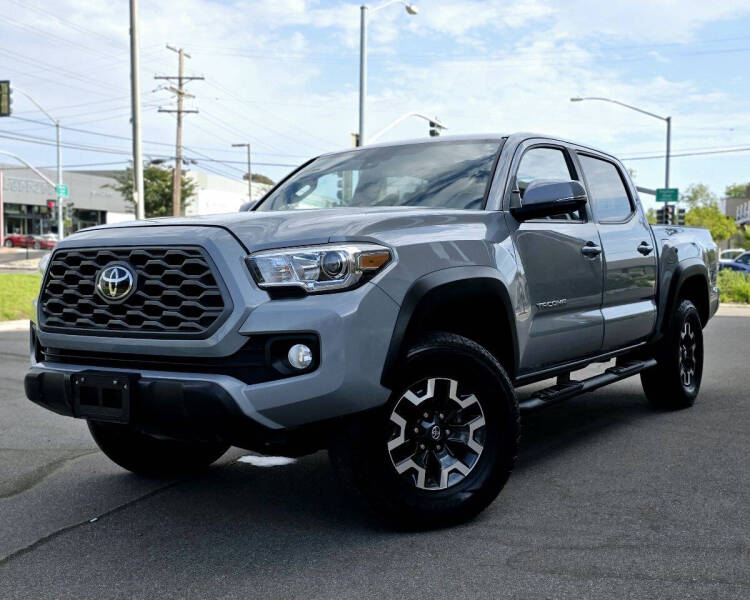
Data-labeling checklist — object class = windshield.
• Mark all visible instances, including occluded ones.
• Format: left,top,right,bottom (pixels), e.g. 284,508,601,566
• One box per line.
256,140,502,212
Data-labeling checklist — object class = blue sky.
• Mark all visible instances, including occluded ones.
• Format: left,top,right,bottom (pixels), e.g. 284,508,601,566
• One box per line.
2,0,750,211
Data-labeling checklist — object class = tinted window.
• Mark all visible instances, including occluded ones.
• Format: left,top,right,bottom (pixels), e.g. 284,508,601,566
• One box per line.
579,155,633,222
736,253,750,265
515,147,582,220
257,141,501,211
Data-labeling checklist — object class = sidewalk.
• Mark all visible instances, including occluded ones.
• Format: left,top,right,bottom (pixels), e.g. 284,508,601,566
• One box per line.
0,319,30,332
716,303,750,317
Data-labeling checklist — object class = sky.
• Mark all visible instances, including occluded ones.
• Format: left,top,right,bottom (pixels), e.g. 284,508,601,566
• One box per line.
2,0,750,212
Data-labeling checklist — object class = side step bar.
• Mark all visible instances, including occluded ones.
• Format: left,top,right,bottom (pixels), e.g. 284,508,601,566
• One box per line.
519,359,657,411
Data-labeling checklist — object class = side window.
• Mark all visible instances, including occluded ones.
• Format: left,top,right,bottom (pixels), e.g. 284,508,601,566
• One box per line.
515,147,583,221
578,155,633,222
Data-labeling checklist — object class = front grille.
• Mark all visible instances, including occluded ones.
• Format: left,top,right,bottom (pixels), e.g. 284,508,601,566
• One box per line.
39,246,231,338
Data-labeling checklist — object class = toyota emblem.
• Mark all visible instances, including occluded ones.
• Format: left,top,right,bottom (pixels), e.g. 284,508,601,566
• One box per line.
96,264,136,302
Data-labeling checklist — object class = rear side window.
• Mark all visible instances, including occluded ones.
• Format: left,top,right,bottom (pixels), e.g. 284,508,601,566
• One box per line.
515,147,583,220
578,155,633,222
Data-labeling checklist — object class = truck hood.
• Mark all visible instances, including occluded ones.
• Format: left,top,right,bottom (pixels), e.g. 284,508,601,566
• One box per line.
82,207,489,251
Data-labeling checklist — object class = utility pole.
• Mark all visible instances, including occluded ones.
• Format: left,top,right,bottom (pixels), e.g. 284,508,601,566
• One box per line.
232,143,252,203
129,0,145,220
156,45,202,217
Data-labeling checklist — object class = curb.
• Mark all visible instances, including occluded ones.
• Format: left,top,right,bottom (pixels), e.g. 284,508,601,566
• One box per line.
0,319,30,332
716,305,750,317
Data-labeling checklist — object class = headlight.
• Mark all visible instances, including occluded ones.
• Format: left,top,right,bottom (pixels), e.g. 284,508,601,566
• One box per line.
246,243,393,294
39,252,52,276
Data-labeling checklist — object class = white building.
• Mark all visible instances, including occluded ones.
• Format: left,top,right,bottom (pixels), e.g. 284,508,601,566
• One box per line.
184,172,271,216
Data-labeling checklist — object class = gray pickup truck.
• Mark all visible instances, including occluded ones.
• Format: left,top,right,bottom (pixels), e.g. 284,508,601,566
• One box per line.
25,133,719,527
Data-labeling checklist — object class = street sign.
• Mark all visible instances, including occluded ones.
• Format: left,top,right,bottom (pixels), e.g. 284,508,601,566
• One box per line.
56,184,69,198
656,188,678,203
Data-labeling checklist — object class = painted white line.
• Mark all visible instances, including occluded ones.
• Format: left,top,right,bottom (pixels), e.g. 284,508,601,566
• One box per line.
236,455,297,467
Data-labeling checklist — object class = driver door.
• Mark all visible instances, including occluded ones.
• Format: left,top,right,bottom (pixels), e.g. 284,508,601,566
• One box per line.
509,143,604,374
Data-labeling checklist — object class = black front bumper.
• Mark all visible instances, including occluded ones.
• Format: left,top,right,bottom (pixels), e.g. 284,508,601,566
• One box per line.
24,366,263,443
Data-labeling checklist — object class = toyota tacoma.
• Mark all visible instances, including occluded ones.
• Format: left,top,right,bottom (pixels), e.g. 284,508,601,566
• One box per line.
25,133,719,527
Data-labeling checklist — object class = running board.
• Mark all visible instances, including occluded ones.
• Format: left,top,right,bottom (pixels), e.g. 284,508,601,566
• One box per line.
519,358,657,411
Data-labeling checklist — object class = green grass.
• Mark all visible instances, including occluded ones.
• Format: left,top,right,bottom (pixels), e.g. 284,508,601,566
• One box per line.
0,273,41,321
718,269,750,304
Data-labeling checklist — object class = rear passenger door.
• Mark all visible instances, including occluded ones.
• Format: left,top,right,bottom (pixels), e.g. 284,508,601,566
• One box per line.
575,153,657,351
509,143,604,373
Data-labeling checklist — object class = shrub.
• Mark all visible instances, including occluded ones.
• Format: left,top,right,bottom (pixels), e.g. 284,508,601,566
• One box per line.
718,269,750,304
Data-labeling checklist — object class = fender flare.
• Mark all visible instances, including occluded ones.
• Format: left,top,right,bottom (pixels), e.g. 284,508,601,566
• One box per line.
379,266,519,388
655,258,710,336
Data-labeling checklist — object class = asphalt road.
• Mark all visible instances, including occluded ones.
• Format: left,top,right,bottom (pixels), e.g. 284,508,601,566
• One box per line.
1,317,748,599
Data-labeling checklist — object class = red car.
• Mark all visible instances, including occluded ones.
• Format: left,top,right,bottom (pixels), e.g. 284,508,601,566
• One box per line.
3,234,57,250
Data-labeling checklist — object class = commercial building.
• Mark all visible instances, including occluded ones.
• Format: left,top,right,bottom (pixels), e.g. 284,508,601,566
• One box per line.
184,172,271,216
1,164,273,244
0,165,131,240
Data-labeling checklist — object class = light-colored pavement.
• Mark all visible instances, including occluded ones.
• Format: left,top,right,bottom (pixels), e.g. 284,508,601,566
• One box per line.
0,319,749,599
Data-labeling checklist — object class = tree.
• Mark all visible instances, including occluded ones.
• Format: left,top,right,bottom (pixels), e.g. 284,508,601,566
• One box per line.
685,203,737,242
247,173,274,185
681,183,716,208
109,165,197,218
725,183,749,199
646,207,657,224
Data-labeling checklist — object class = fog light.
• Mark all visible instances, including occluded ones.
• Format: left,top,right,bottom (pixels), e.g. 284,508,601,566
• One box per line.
287,344,313,370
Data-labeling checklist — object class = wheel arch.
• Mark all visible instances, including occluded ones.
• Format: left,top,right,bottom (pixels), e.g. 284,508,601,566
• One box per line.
380,267,519,388
658,260,710,335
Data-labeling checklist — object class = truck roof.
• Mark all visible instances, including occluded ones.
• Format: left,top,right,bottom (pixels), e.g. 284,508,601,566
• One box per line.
320,132,619,163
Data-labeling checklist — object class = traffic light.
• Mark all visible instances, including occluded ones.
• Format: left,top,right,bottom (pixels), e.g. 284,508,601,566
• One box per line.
429,120,441,137
0,80,11,117
656,205,680,225
46,199,56,212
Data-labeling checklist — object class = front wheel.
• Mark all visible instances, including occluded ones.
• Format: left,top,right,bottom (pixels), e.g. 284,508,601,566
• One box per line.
641,299,704,410
329,332,520,529
88,421,230,477
4,239,13,248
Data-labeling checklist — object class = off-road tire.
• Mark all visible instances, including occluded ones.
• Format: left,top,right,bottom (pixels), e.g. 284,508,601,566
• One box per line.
641,299,704,410
88,421,230,477
329,332,520,529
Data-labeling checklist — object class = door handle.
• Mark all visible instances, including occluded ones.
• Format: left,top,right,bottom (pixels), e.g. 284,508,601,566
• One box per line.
581,242,602,258
637,241,654,255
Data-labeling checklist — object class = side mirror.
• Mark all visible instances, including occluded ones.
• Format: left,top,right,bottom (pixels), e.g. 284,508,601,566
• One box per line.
239,201,256,212
510,179,587,221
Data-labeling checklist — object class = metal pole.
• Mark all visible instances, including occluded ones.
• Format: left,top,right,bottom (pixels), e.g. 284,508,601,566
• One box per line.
130,0,145,220
358,5,367,147
665,116,671,224
0,171,4,248
56,121,64,239
247,144,253,202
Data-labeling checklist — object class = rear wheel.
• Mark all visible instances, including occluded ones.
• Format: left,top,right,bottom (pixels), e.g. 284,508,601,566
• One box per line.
33,241,41,250
641,299,703,410
88,421,230,477
3,239,13,248
329,332,519,529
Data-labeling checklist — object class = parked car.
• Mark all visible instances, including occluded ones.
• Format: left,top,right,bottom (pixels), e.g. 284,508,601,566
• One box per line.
25,133,719,527
720,248,745,264
3,234,57,250
720,251,750,273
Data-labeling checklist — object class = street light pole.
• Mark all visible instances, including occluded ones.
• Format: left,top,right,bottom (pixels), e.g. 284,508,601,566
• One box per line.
358,5,367,147
130,0,145,220
12,87,64,239
570,96,672,223
56,120,63,238
357,0,418,147
232,143,252,202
